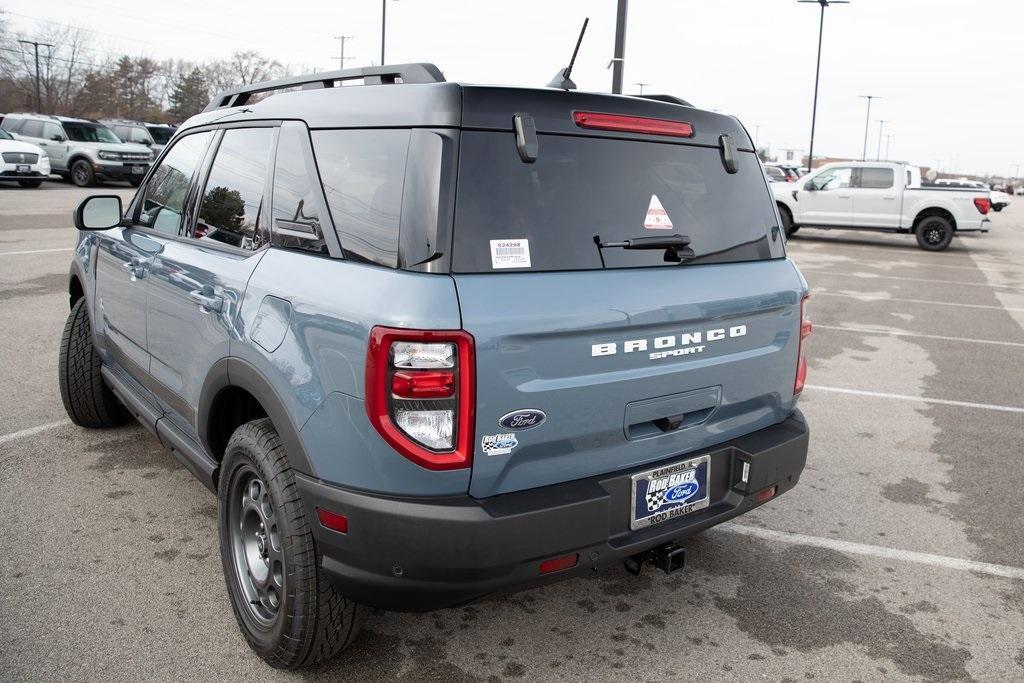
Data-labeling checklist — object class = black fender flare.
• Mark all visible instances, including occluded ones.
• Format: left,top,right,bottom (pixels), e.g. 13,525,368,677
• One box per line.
197,357,316,476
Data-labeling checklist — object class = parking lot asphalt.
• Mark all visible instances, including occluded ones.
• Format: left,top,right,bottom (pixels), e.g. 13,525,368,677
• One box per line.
1,180,1022,681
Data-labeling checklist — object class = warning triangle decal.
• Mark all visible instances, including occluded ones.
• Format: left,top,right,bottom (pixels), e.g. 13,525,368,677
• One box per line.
643,194,673,230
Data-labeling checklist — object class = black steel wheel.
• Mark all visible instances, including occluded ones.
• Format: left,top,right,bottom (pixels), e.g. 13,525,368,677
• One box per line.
218,418,361,669
915,216,953,251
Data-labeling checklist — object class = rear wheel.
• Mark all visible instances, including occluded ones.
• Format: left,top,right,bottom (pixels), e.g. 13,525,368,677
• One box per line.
915,215,954,251
778,204,798,237
219,418,361,669
18,179,43,188
58,298,130,428
70,159,96,187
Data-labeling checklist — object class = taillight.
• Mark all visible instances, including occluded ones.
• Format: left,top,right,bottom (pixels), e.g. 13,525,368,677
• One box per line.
794,293,812,395
974,197,991,215
366,327,475,470
573,111,694,138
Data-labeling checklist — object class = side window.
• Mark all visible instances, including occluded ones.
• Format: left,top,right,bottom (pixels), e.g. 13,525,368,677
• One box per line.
19,120,44,138
859,167,894,189
196,127,274,251
811,167,852,191
42,122,63,141
138,131,213,235
271,123,327,254
311,129,410,268
112,125,129,141
0,118,22,133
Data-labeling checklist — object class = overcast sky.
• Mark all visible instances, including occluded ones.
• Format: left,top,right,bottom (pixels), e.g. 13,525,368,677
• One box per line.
4,0,1022,176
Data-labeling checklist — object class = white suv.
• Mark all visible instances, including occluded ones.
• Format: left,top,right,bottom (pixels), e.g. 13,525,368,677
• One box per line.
0,114,153,187
0,127,50,187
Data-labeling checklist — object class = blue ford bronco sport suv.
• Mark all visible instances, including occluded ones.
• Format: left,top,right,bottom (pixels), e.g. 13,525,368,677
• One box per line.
60,63,811,668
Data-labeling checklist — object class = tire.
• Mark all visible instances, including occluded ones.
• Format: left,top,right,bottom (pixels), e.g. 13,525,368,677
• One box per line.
58,298,130,428
915,215,954,251
778,204,798,237
17,179,43,188
992,205,1003,212
219,418,361,669
70,159,96,187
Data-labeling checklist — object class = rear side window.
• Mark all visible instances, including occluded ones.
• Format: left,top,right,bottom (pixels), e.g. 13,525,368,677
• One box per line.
859,167,894,189
452,132,781,272
139,131,213,235
311,129,410,268
19,120,44,137
272,122,327,254
196,127,274,251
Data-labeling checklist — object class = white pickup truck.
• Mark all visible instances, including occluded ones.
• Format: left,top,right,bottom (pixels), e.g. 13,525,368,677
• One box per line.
773,161,992,251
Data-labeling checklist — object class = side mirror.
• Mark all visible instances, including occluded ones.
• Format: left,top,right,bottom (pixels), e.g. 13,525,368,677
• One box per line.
51,134,65,142
74,195,123,231
804,181,817,192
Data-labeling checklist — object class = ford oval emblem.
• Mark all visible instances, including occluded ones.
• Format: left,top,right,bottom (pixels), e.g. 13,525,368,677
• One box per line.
498,409,546,431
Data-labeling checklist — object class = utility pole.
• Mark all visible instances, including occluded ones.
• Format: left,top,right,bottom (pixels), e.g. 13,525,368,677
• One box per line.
799,0,848,172
858,94,880,161
884,134,893,161
333,36,354,70
611,0,628,94
633,82,649,94
17,40,54,113
875,119,887,161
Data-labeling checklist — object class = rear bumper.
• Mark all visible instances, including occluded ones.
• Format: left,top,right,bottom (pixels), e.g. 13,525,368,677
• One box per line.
297,410,809,612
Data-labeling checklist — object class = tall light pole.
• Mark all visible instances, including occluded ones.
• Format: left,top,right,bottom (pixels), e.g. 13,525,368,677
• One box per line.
17,39,54,113
858,94,880,161
884,133,894,161
875,119,887,161
798,0,848,172
633,82,649,94
611,0,628,94
381,0,398,65
333,36,354,70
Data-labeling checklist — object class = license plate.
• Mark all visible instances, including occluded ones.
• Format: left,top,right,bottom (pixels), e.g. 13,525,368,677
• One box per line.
16,164,29,173
130,166,144,174
630,454,710,530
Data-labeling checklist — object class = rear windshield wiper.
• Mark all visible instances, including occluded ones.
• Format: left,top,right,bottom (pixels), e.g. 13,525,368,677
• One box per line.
593,234,696,266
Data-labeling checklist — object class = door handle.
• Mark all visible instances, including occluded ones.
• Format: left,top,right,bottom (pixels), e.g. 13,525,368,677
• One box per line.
882,195,896,200
838,194,851,199
38,142,48,146
188,289,224,312
121,259,148,280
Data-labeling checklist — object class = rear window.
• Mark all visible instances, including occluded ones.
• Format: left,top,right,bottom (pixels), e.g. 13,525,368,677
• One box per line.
451,132,782,273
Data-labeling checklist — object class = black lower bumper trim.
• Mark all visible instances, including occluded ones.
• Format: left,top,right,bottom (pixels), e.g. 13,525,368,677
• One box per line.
297,410,809,612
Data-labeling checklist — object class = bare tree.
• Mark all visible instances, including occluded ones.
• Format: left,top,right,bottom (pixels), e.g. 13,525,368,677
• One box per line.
229,50,282,85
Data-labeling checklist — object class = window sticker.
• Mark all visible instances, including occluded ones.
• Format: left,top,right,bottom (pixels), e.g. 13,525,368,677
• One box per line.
643,194,674,230
489,238,531,269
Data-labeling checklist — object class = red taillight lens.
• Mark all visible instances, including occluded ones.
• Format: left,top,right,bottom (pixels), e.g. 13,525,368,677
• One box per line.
573,111,694,138
366,327,475,470
974,197,991,215
317,508,349,534
794,293,812,396
539,554,578,575
391,370,455,399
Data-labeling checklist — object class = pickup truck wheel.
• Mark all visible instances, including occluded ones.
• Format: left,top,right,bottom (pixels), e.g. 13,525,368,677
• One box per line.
219,418,362,669
778,205,798,237
58,298,130,428
915,216,954,251
70,160,96,187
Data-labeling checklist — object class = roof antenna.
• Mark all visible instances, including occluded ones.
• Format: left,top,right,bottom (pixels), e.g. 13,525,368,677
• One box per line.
547,18,589,90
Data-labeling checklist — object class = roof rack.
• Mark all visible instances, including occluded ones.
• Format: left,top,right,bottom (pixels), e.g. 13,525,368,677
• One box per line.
203,63,446,112
636,94,694,108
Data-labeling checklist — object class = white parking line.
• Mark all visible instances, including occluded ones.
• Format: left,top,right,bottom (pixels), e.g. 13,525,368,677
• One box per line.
800,269,1022,291
791,256,1016,275
814,291,1024,312
0,247,73,257
814,324,1024,348
805,384,1024,414
719,524,1024,581
0,420,69,446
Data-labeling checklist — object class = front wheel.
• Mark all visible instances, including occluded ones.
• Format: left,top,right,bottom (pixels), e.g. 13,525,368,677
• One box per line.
915,216,954,251
778,204,798,237
58,298,130,428
219,419,361,669
70,159,96,187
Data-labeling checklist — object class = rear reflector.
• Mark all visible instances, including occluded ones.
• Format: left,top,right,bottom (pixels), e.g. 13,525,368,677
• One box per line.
573,111,694,138
794,293,812,395
973,197,991,215
754,486,777,504
539,554,578,575
317,508,349,534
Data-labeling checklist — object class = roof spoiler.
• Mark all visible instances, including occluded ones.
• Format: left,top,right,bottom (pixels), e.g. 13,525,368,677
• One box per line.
203,63,446,112
635,94,694,107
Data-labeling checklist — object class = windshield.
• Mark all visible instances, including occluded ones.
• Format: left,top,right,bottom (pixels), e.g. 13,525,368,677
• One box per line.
147,126,174,144
0,129,11,141
125,126,155,145
451,132,783,272
63,122,121,144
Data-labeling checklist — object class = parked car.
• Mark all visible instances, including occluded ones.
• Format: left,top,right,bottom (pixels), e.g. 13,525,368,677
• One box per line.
764,164,788,182
0,113,153,187
60,63,810,669
144,122,177,154
0,126,50,187
773,161,992,250
766,163,799,182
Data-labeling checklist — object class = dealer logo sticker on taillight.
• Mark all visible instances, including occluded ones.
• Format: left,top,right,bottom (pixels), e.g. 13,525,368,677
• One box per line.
498,409,546,431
